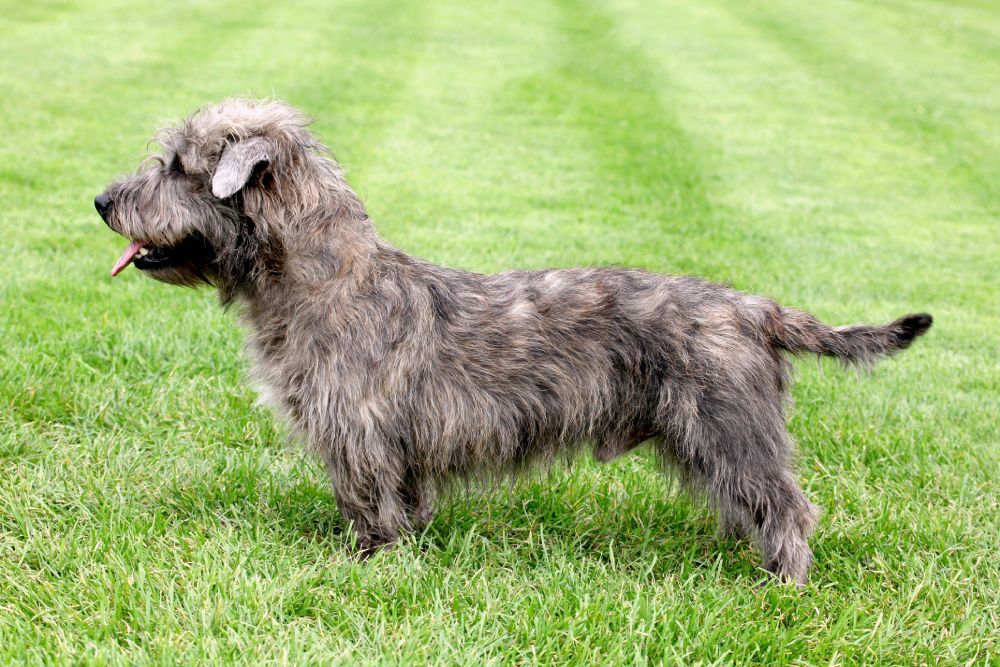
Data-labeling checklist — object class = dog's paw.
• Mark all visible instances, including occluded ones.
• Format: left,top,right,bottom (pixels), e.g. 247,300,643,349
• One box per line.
351,534,397,560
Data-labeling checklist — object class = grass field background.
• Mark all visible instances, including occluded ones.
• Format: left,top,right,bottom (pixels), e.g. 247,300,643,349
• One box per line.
1,0,998,663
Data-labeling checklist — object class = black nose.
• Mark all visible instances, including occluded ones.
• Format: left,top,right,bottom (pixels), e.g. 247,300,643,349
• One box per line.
94,193,111,221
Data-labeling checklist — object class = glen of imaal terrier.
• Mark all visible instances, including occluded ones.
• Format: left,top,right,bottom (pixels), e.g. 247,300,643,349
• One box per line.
96,99,931,583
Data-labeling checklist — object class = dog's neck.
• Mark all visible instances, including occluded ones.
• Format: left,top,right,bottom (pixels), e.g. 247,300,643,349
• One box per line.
234,199,391,351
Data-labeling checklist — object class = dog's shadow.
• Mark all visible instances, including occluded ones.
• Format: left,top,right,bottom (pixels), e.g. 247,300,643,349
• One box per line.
234,456,767,584
157,447,764,583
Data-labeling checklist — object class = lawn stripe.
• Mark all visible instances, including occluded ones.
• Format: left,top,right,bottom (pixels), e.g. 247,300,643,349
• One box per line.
605,1,997,312
351,1,592,266
871,0,1000,70
268,0,434,188
354,0,744,282
535,0,732,276
721,0,1000,216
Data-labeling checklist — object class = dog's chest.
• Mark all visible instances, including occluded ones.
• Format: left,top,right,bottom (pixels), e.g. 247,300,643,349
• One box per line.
245,323,386,438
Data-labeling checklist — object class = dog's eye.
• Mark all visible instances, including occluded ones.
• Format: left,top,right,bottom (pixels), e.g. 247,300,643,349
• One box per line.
169,154,186,174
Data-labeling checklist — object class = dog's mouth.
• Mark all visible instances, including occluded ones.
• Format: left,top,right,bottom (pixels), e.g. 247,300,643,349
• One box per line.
112,240,171,276
111,237,206,276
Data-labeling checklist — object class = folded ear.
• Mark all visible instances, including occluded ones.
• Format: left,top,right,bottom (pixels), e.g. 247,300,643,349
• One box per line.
212,136,273,198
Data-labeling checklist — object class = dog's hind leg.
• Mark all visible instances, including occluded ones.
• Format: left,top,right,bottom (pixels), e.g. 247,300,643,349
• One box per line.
401,467,437,531
658,400,818,584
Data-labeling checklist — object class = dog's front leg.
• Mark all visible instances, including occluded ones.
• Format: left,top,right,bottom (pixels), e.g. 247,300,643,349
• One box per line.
323,435,411,558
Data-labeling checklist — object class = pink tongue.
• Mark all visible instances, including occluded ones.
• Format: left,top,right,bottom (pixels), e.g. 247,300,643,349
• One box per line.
111,240,145,276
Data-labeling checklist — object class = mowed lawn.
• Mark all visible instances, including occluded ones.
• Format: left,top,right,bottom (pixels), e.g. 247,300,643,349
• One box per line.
1,0,998,663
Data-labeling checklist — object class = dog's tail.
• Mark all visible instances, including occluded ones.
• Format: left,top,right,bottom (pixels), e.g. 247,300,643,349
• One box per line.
765,307,932,368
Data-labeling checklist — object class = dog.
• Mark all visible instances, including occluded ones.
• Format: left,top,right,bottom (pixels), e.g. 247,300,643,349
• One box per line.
96,99,932,584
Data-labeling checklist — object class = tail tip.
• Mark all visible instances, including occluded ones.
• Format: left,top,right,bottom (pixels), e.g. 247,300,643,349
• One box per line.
897,313,933,342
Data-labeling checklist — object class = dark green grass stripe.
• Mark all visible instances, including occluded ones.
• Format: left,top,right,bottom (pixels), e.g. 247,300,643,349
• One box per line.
722,1,1000,217
554,0,713,223
273,0,432,185
483,0,779,279
546,0,714,225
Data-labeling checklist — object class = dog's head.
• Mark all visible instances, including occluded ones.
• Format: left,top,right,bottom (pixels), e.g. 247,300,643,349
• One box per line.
96,99,336,300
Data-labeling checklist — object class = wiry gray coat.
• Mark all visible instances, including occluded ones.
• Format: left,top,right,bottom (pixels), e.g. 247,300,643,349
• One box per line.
97,99,932,584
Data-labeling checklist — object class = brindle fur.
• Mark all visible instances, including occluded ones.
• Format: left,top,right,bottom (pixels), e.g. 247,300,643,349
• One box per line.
97,99,932,584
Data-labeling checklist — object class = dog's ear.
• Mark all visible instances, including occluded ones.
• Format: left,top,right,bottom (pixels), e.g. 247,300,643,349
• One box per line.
212,137,273,199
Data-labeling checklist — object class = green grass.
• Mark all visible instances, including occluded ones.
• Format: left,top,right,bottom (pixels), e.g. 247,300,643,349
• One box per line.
1,0,998,663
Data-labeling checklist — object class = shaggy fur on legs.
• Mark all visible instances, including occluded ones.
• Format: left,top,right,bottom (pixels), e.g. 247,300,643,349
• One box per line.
96,99,932,584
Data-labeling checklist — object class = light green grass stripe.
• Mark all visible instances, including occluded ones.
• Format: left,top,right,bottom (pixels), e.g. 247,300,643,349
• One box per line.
870,0,1000,78
722,0,1000,215
346,0,581,268
603,0,997,369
